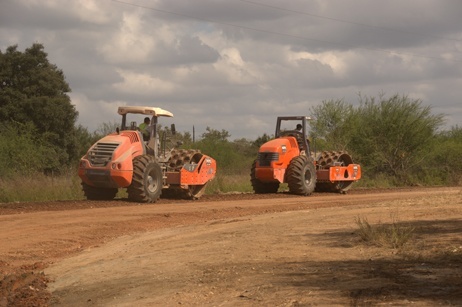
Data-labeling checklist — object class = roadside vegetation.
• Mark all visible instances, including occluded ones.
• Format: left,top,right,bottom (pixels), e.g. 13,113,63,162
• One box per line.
1,43,461,203
355,215,415,249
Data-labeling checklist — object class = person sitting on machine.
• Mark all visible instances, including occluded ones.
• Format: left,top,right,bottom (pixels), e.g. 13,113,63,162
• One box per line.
138,117,150,141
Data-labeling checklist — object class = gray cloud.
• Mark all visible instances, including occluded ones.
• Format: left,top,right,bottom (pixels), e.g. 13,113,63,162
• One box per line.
1,0,461,139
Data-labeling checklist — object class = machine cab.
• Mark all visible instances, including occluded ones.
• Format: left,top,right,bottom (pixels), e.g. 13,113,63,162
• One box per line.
275,116,312,155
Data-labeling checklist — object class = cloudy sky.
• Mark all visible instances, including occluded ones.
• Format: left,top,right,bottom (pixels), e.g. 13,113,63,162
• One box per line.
1,0,461,140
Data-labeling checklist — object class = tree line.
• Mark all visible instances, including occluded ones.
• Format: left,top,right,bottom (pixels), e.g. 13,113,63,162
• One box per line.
309,96,461,185
1,43,460,186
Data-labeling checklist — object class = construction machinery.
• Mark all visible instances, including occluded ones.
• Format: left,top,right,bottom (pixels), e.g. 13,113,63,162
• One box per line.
251,116,361,195
78,106,216,202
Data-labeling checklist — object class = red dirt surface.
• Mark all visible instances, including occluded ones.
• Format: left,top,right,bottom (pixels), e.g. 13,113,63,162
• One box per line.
0,187,461,306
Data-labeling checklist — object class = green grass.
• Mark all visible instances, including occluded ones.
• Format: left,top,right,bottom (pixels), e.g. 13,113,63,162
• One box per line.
0,171,254,203
0,171,84,203
0,167,455,203
354,173,398,189
206,172,253,194
355,215,415,249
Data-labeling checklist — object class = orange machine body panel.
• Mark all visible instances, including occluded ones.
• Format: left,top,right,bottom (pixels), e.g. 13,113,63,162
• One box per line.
165,155,217,186
255,137,362,185
316,164,362,182
78,131,144,188
255,137,300,183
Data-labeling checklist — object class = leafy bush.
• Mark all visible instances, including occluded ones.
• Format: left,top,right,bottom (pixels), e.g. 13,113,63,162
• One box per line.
353,94,444,181
189,127,258,174
309,93,453,186
422,126,462,185
0,122,62,176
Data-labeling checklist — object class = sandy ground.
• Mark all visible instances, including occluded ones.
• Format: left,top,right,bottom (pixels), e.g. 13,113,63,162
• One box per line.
0,187,461,306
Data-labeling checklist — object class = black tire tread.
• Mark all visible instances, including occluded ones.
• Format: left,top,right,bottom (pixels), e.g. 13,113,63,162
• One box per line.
286,155,316,196
127,155,162,203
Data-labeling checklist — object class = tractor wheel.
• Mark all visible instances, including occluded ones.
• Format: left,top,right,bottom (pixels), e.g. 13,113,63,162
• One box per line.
250,160,279,193
127,155,163,203
286,155,317,196
81,182,118,200
315,151,354,193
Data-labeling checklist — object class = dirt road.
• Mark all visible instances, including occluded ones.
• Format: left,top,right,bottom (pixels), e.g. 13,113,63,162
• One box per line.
0,187,461,306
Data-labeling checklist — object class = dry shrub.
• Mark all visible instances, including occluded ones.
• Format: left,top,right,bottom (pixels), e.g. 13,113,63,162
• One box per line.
355,215,415,249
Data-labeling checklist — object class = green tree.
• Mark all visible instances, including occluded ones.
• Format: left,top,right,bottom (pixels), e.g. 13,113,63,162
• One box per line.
0,43,78,171
252,133,272,148
353,94,444,181
0,122,61,176
94,121,119,138
178,131,193,146
309,99,357,151
425,126,462,185
74,125,101,159
193,127,240,172
201,127,231,142
233,138,258,158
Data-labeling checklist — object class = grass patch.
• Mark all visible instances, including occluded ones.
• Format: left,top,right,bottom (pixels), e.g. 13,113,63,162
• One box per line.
206,172,253,194
0,171,84,203
355,215,415,249
0,170,254,203
354,173,397,189
0,166,456,202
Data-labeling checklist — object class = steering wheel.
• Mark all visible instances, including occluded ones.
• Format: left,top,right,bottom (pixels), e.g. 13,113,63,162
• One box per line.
280,130,304,138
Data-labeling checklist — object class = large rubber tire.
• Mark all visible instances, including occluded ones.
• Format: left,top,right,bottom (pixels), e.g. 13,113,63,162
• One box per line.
81,182,118,200
315,151,354,193
127,155,163,203
250,160,279,194
286,155,317,196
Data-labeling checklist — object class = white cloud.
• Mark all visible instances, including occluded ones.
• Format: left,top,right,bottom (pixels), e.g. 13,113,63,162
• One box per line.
73,0,113,24
213,48,262,84
98,11,157,64
287,49,349,77
70,92,121,131
112,69,175,95
1,0,461,139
